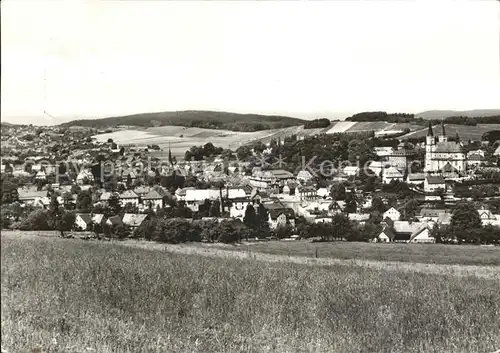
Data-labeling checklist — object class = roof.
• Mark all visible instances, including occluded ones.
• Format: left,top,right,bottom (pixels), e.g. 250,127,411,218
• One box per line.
122,213,148,227
76,213,92,225
441,162,458,173
100,192,114,201
18,190,47,200
296,170,314,180
384,167,404,178
348,213,370,221
383,207,400,216
389,149,416,156
407,173,425,181
142,189,163,200
426,175,445,184
420,208,447,218
120,190,139,199
263,203,295,220
434,141,465,153
107,215,123,226
92,214,104,224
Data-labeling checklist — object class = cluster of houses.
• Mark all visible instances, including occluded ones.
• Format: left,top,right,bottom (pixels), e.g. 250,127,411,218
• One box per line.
3,122,500,243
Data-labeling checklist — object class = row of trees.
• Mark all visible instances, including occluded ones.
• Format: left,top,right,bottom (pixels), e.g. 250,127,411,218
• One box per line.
432,203,500,244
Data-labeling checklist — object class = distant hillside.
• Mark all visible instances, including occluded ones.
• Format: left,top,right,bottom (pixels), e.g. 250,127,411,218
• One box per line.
416,109,500,120
61,110,307,132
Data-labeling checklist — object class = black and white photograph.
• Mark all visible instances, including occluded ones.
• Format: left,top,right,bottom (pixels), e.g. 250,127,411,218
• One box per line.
1,0,500,352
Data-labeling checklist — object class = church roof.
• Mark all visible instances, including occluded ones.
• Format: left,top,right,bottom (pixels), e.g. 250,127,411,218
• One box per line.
434,141,464,153
427,122,434,137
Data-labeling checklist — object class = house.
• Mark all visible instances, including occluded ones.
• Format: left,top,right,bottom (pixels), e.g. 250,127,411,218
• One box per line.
316,188,330,199
142,189,164,209
263,203,296,229
374,147,395,158
17,190,47,205
106,215,123,227
122,213,148,228
229,198,253,221
348,213,370,225
343,166,359,177
467,153,483,168
382,167,404,184
35,170,47,181
378,219,433,243
383,207,401,222
418,209,451,225
185,189,220,212
249,169,295,189
100,192,115,203
297,185,317,201
477,208,500,227
296,170,314,183
406,173,425,185
74,213,103,230
424,175,445,193
119,190,139,206
76,169,94,185
367,161,387,176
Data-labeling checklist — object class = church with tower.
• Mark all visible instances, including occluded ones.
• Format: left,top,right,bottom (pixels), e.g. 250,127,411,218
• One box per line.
424,121,466,173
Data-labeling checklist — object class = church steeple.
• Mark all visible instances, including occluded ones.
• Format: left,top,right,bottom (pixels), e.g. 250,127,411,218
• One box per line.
441,121,446,137
455,131,459,143
427,122,434,137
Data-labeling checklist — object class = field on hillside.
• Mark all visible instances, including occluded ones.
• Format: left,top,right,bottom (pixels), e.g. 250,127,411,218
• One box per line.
401,124,500,140
229,240,500,266
2,235,500,353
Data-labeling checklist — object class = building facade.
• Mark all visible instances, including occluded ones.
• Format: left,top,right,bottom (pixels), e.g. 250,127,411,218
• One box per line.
424,122,466,172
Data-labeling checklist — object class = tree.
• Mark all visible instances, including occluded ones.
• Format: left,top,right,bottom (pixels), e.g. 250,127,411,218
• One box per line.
331,213,354,241
330,183,346,200
402,199,420,221
16,209,50,231
113,224,130,239
450,203,482,242
76,190,92,212
236,146,252,161
344,192,357,213
209,200,221,217
243,204,258,231
59,211,76,233
371,196,386,214
107,194,122,216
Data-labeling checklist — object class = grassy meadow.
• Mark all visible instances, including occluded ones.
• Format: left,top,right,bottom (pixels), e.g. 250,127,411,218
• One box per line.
235,240,500,266
2,235,500,353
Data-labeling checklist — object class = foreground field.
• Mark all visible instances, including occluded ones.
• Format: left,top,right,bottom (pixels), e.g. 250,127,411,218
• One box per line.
2,235,500,353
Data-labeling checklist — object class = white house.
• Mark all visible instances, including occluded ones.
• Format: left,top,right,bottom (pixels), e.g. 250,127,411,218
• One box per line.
229,198,253,221
296,170,314,183
477,208,500,227
142,189,164,209
382,167,404,184
378,220,433,243
383,207,401,222
343,166,359,177
264,203,296,229
76,169,94,185
424,175,445,193
119,190,140,207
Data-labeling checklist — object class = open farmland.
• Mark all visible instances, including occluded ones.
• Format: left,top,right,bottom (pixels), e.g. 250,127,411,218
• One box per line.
400,124,500,140
2,234,500,353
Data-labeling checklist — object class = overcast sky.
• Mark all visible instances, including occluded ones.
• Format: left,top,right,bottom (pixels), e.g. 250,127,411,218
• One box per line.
2,0,499,125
